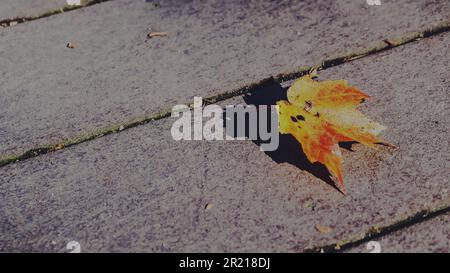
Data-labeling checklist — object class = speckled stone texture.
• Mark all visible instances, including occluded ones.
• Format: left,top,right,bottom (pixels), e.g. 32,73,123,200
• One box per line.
1,0,449,156
0,32,448,252
346,213,450,253
0,0,72,20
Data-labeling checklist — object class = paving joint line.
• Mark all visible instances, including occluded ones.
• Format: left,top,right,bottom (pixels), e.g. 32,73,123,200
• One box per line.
0,20,449,168
304,201,450,253
0,0,111,28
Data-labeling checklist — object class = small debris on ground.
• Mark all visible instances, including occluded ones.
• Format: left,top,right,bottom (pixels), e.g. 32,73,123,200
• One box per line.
383,39,395,47
66,42,77,49
303,202,316,211
368,226,381,234
147,32,168,39
315,224,333,234
205,203,214,210
66,0,82,6
55,144,65,150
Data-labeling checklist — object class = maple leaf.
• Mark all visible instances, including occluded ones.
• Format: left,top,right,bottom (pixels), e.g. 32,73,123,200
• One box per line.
276,74,388,193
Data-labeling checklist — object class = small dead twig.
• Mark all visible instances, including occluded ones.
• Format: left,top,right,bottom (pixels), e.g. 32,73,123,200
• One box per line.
383,39,395,47
147,32,168,39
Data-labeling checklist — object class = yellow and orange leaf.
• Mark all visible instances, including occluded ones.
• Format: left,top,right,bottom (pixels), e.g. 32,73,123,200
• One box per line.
277,74,387,193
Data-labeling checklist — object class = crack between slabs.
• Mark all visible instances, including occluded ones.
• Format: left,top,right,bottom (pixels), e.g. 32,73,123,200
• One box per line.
304,202,450,253
0,20,449,168
0,0,111,28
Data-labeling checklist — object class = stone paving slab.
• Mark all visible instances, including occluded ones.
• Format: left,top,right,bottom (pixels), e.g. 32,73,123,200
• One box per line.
1,0,449,156
0,0,100,22
346,213,450,253
0,32,448,252
0,0,68,21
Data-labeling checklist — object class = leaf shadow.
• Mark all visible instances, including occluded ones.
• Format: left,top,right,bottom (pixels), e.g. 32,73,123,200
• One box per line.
235,79,343,192
339,141,358,151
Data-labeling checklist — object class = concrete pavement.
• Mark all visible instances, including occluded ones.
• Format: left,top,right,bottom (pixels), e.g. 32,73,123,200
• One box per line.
1,0,449,157
1,27,449,252
0,0,68,20
346,213,450,253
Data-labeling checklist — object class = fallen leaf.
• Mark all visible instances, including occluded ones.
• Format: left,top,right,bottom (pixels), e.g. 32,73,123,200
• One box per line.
277,74,388,193
315,224,333,234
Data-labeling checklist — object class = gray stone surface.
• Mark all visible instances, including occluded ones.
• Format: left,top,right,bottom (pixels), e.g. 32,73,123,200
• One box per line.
0,32,449,252
1,0,449,156
346,213,450,253
0,0,72,20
